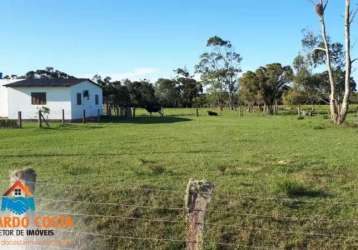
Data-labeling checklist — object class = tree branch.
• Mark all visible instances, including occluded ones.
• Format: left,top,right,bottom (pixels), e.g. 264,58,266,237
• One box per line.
313,47,326,52
350,7,358,24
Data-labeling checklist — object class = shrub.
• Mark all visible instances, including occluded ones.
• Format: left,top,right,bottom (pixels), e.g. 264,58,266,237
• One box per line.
297,116,304,120
0,120,19,129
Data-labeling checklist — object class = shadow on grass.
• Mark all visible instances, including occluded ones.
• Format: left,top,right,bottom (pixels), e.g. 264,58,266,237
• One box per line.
275,179,330,199
100,115,191,124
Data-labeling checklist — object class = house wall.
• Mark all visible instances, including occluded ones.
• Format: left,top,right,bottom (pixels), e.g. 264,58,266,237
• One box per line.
7,87,72,120
0,82,9,117
0,79,22,118
70,81,103,120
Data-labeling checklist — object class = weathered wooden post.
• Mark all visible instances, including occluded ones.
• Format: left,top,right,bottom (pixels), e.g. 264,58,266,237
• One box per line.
17,111,22,128
38,110,42,128
10,168,37,195
185,179,214,250
62,109,65,125
82,110,86,123
196,108,199,117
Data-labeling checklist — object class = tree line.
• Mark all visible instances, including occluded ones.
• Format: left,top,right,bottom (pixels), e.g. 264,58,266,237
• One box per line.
3,1,357,124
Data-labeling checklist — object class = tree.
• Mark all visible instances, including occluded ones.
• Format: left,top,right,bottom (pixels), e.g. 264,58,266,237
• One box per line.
25,67,75,79
239,71,262,108
175,68,202,108
255,64,293,114
155,78,180,107
195,36,242,110
240,64,293,114
125,80,160,115
307,0,356,124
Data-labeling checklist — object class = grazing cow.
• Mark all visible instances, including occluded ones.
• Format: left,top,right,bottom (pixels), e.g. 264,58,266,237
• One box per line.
208,111,218,116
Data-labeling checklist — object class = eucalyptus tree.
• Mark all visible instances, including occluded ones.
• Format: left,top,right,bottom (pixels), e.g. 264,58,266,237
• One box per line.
240,64,293,114
307,0,356,124
195,36,242,110
174,68,203,108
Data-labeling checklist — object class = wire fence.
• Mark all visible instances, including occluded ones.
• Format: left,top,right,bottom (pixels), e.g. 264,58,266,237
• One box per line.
2,174,358,250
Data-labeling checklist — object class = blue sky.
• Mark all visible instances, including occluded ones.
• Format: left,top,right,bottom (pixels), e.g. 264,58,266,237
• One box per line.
0,0,356,81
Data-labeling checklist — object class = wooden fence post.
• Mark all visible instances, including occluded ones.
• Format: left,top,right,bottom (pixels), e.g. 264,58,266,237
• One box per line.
196,108,199,117
38,110,42,128
17,111,22,128
82,110,86,124
62,109,65,125
185,179,214,250
10,168,37,195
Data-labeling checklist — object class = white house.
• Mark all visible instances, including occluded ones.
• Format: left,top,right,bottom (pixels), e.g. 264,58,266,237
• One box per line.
0,78,103,121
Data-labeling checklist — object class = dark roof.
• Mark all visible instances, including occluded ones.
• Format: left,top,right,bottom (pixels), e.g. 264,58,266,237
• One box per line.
5,78,101,88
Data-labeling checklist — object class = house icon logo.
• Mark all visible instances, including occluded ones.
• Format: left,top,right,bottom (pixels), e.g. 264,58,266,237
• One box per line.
1,180,35,215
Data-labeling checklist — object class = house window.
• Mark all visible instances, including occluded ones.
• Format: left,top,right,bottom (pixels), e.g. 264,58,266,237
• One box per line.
14,189,21,196
95,95,99,105
77,93,82,105
31,92,47,105
83,90,89,100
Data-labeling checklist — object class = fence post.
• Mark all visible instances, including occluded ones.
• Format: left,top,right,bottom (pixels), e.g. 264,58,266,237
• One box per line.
10,168,37,195
62,109,65,125
185,179,214,250
38,110,42,128
82,110,86,123
196,108,199,117
17,111,22,128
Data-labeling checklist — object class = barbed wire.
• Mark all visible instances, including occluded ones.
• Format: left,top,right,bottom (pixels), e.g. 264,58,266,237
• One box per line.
30,209,358,240
1,179,358,208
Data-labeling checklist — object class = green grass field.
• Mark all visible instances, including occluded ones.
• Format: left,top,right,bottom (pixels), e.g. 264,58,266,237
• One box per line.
1,108,358,249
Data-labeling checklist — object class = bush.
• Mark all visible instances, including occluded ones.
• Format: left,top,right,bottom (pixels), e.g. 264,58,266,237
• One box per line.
0,120,19,129
297,116,304,120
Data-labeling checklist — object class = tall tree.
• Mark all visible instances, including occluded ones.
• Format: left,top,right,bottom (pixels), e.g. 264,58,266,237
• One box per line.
308,0,356,124
175,68,202,108
155,78,180,107
195,36,242,110
240,64,293,114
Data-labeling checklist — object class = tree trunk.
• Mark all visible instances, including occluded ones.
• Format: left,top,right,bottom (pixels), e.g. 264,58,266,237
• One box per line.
317,0,352,125
228,92,234,111
339,0,352,124
318,4,338,123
